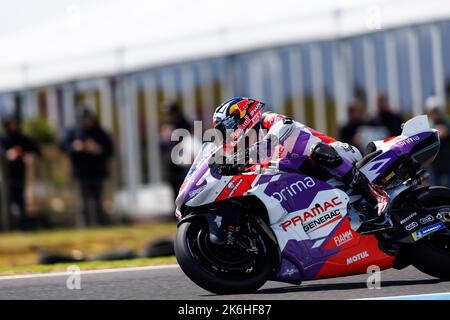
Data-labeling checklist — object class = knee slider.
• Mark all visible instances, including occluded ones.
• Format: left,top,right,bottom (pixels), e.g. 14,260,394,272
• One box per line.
310,143,343,169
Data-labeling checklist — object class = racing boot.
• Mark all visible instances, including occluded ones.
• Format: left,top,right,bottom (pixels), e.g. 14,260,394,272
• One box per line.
310,142,389,223
342,166,389,223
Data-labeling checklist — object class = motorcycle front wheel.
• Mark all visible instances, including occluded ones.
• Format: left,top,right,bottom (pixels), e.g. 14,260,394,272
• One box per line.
174,218,273,294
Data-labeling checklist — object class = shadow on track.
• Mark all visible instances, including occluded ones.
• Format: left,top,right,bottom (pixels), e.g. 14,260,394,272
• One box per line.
199,279,446,297
254,279,445,294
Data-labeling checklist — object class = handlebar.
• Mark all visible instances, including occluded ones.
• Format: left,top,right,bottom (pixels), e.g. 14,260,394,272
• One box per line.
209,162,248,176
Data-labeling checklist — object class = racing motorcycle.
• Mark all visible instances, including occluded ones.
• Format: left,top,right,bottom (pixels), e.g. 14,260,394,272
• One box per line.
174,115,450,294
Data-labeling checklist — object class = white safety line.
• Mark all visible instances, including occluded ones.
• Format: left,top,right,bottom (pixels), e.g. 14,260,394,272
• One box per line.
357,292,450,300
0,264,180,281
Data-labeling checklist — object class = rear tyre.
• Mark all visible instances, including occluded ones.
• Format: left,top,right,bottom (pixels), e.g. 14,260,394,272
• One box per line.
408,187,450,280
175,219,273,294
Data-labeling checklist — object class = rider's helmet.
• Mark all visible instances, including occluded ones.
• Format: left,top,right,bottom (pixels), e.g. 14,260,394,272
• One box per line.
212,97,265,147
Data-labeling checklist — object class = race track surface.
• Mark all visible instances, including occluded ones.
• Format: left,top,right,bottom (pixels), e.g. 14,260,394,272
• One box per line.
0,265,449,300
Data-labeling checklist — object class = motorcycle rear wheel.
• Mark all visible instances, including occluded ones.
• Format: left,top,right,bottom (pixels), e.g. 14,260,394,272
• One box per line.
408,186,450,280
175,218,273,294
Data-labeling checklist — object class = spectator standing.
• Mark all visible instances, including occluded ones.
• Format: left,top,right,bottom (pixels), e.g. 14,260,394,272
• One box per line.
61,108,113,227
339,100,366,151
367,93,404,137
426,96,450,186
0,115,40,230
160,102,193,199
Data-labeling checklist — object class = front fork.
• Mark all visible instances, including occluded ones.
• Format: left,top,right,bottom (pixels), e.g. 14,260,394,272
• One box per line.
205,200,242,246
179,201,281,269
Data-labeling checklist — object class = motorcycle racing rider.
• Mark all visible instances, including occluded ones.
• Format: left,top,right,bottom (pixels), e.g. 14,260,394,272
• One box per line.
212,97,389,223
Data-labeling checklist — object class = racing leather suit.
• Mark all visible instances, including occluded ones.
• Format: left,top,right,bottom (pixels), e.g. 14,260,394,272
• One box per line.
248,112,388,219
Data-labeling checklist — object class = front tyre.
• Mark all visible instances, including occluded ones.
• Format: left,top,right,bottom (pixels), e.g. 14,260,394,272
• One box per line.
174,219,273,294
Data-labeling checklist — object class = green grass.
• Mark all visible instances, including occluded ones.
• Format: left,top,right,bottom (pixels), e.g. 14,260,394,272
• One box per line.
0,222,177,268
0,256,177,276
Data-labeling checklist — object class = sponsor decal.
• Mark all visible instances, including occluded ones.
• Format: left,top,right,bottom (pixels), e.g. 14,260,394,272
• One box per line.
227,179,243,198
412,222,445,241
275,145,285,157
385,171,396,181
280,197,343,231
188,185,206,198
248,103,262,117
214,215,222,228
405,221,418,231
262,113,284,128
400,212,417,224
240,116,251,127
367,158,391,175
271,177,316,202
282,268,298,277
341,143,355,153
419,214,434,225
397,135,420,147
333,230,354,247
438,210,450,217
303,209,341,232
347,251,369,265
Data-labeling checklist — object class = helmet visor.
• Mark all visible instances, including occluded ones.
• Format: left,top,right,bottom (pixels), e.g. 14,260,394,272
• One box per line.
214,110,242,142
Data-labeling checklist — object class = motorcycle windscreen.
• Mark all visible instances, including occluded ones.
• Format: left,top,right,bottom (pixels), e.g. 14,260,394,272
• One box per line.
401,115,430,136
175,142,218,208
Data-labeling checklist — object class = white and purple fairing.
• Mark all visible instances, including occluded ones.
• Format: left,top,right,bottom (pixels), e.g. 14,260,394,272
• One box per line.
175,115,436,283
360,115,439,182
175,143,233,211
